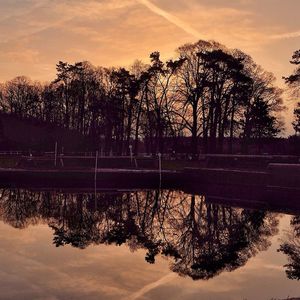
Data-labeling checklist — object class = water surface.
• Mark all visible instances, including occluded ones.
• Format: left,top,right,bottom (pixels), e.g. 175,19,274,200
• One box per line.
0,189,299,300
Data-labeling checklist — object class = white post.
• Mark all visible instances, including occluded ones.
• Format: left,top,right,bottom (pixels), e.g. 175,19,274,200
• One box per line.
94,151,98,185
94,151,99,190
129,145,133,166
54,141,58,167
158,152,162,187
94,151,99,209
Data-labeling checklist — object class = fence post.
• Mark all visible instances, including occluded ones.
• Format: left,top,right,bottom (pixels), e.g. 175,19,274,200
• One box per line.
54,141,58,167
94,151,99,209
94,151,99,191
158,153,162,188
129,145,133,167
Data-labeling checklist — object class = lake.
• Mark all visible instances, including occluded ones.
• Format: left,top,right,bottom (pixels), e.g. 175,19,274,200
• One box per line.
0,188,299,300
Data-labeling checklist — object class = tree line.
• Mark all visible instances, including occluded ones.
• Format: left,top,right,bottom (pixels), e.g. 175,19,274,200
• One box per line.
0,40,289,155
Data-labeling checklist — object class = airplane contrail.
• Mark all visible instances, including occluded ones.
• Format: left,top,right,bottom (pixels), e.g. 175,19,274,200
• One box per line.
136,0,205,39
137,0,300,43
124,273,176,300
271,30,300,40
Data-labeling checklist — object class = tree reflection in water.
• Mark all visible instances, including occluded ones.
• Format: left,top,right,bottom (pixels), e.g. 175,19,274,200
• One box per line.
279,216,300,280
0,189,279,280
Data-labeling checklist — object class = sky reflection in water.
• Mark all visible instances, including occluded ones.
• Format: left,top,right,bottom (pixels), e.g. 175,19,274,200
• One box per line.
0,189,299,300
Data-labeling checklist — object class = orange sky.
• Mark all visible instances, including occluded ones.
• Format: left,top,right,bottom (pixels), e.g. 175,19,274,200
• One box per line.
0,0,299,134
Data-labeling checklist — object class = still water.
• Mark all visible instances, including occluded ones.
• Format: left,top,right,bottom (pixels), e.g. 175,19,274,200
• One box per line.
0,189,299,300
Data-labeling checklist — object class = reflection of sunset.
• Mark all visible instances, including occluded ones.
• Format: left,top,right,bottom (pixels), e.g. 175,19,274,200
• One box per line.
0,0,299,133
0,189,298,300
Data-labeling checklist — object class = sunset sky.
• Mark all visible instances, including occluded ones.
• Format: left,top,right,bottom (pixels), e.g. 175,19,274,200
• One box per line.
0,0,299,133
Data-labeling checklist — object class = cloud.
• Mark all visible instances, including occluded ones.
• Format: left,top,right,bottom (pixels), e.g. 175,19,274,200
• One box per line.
0,0,49,23
5,48,40,64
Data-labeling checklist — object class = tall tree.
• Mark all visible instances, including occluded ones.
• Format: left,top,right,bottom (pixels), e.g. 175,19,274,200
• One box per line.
285,50,300,136
292,103,300,135
241,62,284,153
2,76,42,119
284,49,300,96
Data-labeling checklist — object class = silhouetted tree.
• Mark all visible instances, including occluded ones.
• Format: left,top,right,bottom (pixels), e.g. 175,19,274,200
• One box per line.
278,215,300,280
285,50,300,136
0,40,285,155
1,76,42,119
241,62,284,153
292,103,300,135
284,50,300,96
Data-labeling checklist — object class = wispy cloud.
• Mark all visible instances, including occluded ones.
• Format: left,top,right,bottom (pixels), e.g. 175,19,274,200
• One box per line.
0,0,49,23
